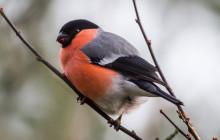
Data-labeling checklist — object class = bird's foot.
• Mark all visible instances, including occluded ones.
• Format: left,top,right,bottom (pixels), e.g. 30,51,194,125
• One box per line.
61,72,66,78
77,96,87,105
107,114,123,131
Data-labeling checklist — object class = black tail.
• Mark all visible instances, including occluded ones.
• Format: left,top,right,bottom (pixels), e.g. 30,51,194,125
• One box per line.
130,80,184,105
154,86,184,105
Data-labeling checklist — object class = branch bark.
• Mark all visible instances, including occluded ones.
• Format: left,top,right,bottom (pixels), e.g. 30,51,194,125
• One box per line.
0,8,142,140
132,0,201,140
165,129,179,140
160,110,191,140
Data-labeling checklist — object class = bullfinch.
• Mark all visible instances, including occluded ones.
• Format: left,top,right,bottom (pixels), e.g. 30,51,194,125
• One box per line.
57,19,183,116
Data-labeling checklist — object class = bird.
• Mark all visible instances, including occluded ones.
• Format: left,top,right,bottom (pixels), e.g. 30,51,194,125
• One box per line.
57,19,183,117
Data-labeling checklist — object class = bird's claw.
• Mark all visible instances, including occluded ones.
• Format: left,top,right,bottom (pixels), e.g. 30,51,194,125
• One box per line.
61,72,66,78
77,96,87,105
107,114,123,131
113,119,121,131
108,119,121,131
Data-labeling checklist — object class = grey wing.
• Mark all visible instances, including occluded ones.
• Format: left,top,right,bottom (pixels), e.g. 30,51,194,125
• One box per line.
81,29,166,86
80,28,139,64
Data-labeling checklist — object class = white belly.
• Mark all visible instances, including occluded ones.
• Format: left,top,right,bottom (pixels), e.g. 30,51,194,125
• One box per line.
95,75,150,115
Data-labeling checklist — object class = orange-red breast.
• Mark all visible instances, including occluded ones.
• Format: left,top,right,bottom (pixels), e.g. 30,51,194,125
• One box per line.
57,19,183,115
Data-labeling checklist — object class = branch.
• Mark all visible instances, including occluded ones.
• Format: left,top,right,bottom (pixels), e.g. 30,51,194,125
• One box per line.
0,8,143,140
160,110,191,140
165,129,179,140
132,0,201,139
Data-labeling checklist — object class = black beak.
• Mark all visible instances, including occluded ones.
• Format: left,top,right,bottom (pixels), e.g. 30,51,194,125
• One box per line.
56,32,73,48
56,32,68,44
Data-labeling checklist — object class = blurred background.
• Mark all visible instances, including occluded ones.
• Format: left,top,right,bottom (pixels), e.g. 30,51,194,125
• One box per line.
0,0,220,139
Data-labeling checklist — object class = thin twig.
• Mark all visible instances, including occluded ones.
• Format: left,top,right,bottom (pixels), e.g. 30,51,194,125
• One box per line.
132,0,181,110
160,110,191,140
165,129,179,140
132,1,201,140
0,8,143,140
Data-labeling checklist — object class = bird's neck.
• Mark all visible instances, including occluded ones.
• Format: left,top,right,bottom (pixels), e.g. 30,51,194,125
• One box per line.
60,29,98,68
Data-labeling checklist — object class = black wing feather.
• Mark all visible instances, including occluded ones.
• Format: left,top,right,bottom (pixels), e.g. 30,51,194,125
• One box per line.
104,56,167,86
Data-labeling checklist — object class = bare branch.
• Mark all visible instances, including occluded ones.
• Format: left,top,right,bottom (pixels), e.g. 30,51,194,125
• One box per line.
0,7,143,140
160,110,191,140
132,0,201,139
165,129,179,140
177,110,201,140
132,0,181,110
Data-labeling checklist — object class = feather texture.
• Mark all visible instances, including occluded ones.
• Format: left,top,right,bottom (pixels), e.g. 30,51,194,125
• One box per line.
81,28,166,86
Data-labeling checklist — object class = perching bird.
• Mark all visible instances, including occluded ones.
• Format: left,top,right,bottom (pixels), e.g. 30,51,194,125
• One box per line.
57,19,183,116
